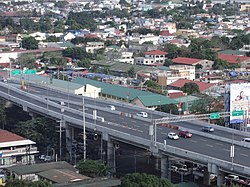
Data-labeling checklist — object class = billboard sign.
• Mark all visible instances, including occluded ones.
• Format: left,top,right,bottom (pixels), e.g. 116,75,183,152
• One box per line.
230,83,250,126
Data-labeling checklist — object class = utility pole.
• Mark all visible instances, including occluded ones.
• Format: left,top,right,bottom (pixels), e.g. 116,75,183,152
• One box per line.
82,97,86,161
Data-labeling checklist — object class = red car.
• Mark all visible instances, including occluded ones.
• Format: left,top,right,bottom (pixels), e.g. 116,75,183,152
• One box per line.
178,130,192,138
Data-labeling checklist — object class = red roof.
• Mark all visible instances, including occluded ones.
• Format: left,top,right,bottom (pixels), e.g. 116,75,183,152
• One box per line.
160,30,173,36
218,54,250,64
168,92,184,98
169,79,215,92
0,130,26,143
144,50,167,55
172,57,203,65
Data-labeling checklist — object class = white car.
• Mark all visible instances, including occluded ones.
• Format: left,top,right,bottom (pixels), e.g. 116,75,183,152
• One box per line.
168,132,179,140
136,112,148,118
107,105,116,111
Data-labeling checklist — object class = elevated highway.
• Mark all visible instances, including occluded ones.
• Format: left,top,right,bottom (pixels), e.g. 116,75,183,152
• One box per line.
0,81,250,185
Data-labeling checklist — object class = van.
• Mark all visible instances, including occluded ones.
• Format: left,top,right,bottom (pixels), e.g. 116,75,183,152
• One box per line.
242,138,250,143
136,112,148,118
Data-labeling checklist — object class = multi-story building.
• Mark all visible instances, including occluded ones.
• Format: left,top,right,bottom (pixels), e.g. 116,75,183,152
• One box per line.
0,130,38,168
85,42,105,53
157,65,196,86
115,52,134,64
134,50,167,66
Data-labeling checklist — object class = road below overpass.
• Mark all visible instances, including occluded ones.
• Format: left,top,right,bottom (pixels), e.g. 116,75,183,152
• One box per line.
1,82,250,172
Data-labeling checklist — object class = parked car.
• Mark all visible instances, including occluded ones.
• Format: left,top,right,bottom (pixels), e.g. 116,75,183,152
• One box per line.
202,126,214,132
170,166,178,172
107,105,116,111
136,112,148,118
178,130,192,138
168,132,179,140
39,155,52,162
225,174,239,181
178,168,188,173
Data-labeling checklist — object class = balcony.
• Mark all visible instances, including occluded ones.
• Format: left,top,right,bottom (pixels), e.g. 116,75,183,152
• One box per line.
1,147,38,157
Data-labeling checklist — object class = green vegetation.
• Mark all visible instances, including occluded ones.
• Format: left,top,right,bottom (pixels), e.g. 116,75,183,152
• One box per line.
121,173,173,187
181,83,200,95
5,179,51,187
21,36,39,50
76,159,110,177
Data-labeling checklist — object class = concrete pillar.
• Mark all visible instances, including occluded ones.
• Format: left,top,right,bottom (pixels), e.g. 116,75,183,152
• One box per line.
217,170,225,186
65,124,74,162
107,140,115,174
161,156,168,179
203,167,211,186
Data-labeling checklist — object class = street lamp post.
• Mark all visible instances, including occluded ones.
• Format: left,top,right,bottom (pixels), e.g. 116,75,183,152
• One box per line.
82,97,86,161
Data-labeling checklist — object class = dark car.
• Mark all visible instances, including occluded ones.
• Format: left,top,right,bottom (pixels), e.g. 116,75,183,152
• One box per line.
178,130,192,138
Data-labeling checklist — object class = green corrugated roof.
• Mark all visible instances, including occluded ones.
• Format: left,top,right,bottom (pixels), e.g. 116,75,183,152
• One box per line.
218,50,246,56
136,95,178,107
57,42,74,48
8,161,76,175
72,77,154,101
177,95,200,103
14,75,82,90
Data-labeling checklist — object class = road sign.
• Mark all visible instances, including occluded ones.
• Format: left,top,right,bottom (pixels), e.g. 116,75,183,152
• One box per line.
24,69,36,75
232,110,244,116
11,69,21,76
210,112,220,119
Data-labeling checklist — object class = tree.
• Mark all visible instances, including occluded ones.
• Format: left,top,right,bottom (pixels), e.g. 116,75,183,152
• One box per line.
18,54,36,69
195,64,203,69
189,99,209,114
181,82,199,95
144,80,161,90
76,159,109,177
127,67,135,78
22,36,38,50
164,59,173,67
121,173,173,187
157,104,178,115
5,179,51,187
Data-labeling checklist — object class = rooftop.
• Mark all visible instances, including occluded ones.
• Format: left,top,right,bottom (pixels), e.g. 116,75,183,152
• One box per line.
8,161,77,175
144,50,167,55
168,79,215,92
0,130,26,143
172,57,204,65
218,54,250,64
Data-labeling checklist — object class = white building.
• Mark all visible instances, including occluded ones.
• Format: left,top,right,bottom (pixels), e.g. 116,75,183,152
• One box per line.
0,130,38,168
115,52,134,64
159,30,175,44
134,50,167,66
85,42,105,53
157,65,196,86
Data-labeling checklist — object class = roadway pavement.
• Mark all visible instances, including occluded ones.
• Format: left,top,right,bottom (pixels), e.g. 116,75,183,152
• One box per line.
1,82,250,169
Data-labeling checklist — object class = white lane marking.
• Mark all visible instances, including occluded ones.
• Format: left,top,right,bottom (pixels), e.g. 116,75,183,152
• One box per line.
200,139,207,142
240,153,248,157
222,148,230,152
206,144,213,147
160,132,168,135
190,140,197,143
216,143,223,146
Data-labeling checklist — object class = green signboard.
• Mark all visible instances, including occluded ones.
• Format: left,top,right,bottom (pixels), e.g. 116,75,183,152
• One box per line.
210,112,220,119
232,110,244,116
24,69,36,75
11,70,22,76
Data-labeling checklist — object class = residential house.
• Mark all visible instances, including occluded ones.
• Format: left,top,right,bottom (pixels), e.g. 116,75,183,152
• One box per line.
168,78,216,94
218,54,250,69
85,42,105,53
157,65,196,86
200,74,224,84
63,32,75,41
114,52,134,64
6,34,22,43
127,33,159,45
29,32,46,41
0,130,38,168
172,57,214,70
134,50,167,66
159,30,175,44
12,75,101,98
7,161,89,184
0,36,6,42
